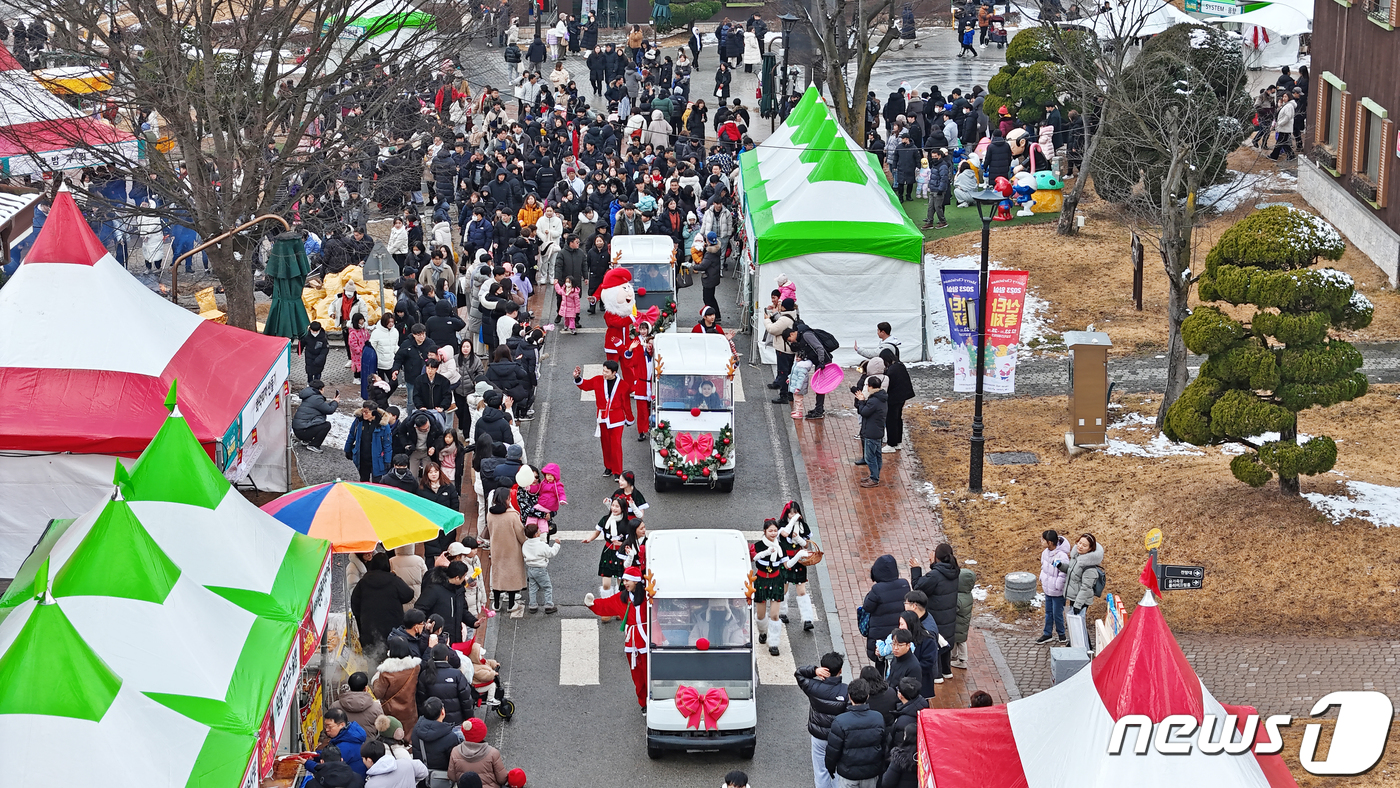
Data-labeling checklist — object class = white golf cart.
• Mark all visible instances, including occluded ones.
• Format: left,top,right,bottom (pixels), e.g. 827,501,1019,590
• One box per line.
646,529,757,760
650,333,738,493
611,235,677,320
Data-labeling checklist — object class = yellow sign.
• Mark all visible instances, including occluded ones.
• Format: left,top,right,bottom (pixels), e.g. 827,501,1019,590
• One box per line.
1144,528,1163,552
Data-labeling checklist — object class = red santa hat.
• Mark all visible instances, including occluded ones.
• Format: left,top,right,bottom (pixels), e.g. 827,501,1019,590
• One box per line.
600,267,632,291
507,768,528,787
461,717,487,743
622,565,644,583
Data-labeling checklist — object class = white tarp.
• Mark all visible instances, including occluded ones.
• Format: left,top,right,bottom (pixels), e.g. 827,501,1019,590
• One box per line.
0,453,127,577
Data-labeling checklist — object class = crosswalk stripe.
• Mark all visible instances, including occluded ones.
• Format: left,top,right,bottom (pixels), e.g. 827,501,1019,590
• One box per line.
559,618,600,685
755,623,798,686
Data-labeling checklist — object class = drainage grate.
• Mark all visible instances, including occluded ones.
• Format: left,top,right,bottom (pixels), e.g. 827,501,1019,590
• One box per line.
989,452,1039,465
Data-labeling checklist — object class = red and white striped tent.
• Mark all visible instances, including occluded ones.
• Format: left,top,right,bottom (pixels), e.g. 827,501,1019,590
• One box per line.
0,186,291,577
917,592,1299,788
0,42,136,177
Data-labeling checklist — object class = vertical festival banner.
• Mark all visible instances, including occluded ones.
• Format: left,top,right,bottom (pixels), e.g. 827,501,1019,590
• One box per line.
984,271,1029,394
939,270,980,393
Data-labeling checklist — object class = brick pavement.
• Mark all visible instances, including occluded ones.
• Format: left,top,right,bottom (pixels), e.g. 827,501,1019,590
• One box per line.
993,622,1400,716
793,367,1011,706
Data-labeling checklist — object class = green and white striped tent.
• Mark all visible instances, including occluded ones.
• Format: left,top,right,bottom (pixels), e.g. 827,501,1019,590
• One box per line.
740,87,926,364
335,0,435,39
0,392,332,788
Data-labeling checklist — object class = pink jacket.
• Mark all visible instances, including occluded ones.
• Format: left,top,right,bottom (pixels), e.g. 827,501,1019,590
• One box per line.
534,462,568,512
1039,536,1071,598
555,281,582,317
778,282,797,304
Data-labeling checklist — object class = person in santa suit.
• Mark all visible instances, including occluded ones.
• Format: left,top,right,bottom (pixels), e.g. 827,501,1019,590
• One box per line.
581,493,628,596
620,320,655,441
575,361,634,476
611,470,649,518
585,564,652,709
752,518,808,657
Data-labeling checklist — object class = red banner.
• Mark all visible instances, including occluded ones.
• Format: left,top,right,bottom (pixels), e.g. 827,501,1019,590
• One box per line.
983,271,1029,394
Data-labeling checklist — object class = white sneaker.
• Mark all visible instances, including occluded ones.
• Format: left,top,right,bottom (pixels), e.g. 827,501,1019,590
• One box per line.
934,676,945,684
344,360,353,368
881,445,899,453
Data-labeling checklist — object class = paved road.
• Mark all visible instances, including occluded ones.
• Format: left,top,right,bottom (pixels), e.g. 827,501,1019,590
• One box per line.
291,271,839,785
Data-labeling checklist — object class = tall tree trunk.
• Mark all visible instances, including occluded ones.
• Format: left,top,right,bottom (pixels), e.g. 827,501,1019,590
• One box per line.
1056,115,1097,236
1155,190,1195,429
210,242,257,331
1278,424,1301,496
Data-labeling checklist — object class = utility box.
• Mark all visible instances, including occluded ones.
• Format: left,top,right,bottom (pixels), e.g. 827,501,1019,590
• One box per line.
1065,331,1111,446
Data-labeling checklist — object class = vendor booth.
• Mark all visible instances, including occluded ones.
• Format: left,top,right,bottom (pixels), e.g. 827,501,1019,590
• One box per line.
916,591,1299,788
739,87,926,366
0,43,134,178
0,401,333,788
1205,0,1312,70
0,186,292,578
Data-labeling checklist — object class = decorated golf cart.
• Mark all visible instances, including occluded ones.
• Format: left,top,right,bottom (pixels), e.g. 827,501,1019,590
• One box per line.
645,529,757,760
649,333,738,492
612,235,679,332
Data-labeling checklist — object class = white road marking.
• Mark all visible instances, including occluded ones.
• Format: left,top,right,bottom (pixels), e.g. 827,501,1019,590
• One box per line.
579,363,746,402
755,623,798,686
553,530,762,541
559,618,600,685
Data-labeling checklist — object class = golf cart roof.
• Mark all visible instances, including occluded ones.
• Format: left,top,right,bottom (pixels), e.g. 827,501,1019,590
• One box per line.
648,529,751,598
611,235,675,263
653,333,734,376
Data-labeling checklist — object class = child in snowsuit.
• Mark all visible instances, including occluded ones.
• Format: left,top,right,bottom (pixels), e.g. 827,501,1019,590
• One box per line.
530,462,568,542
775,273,797,305
915,158,932,198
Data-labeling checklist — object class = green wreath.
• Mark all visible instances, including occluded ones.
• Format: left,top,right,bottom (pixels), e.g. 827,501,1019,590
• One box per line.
653,421,734,482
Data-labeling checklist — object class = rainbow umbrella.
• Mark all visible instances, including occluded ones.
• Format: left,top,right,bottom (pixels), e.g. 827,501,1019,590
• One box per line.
261,481,462,552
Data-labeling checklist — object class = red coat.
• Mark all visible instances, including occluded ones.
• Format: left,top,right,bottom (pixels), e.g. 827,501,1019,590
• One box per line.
576,373,634,428
603,310,633,357
586,590,650,666
620,338,653,401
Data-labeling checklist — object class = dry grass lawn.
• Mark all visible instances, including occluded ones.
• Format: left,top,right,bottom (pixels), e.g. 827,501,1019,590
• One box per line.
906,386,1400,638
925,154,1400,353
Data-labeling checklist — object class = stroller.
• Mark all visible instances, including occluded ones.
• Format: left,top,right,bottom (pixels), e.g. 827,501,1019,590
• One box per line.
451,636,516,721
989,19,1008,48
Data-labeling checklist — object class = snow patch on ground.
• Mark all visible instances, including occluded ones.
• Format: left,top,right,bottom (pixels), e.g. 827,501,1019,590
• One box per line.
971,585,990,602
1102,412,1205,457
324,411,356,453
983,491,1007,502
1198,169,1297,214
918,481,941,507
1304,481,1400,528
1220,432,1315,455
1031,592,1044,609
923,254,1055,364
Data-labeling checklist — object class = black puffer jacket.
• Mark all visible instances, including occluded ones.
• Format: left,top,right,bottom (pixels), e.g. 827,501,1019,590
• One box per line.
414,568,476,644
795,666,849,740
982,137,1013,181
416,659,475,725
825,704,887,781
861,554,911,659
890,694,929,743
484,358,530,402
474,407,514,446
348,570,413,649
413,717,460,770
431,148,457,200
913,559,959,650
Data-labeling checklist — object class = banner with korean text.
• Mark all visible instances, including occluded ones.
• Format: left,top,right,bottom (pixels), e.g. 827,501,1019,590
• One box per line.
939,269,980,393
984,271,1029,394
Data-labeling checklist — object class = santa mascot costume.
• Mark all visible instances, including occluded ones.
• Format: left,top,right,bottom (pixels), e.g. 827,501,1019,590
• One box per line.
585,564,652,708
595,266,660,360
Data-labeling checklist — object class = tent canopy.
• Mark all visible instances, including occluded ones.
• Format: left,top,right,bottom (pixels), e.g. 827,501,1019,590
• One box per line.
1205,1,1313,36
0,403,331,788
0,43,134,175
0,186,290,457
1085,0,1197,38
917,592,1299,788
741,87,924,266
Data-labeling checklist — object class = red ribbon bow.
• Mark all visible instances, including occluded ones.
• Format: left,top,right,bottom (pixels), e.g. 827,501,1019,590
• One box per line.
636,305,661,326
674,685,729,730
674,432,714,463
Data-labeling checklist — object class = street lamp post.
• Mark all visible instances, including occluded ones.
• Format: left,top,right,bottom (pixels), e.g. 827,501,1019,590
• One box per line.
777,13,798,119
967,187,1007,493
